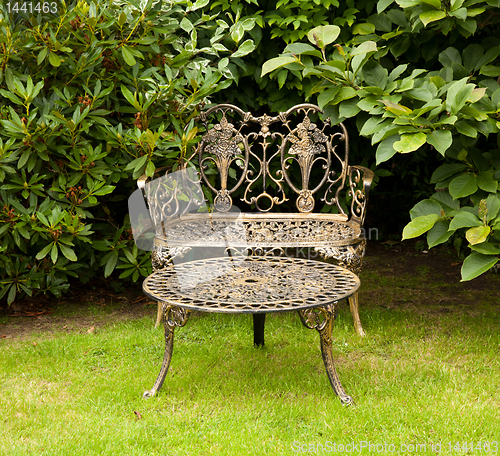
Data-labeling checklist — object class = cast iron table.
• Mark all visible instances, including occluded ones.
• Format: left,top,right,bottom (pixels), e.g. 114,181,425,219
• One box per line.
142,256,360,405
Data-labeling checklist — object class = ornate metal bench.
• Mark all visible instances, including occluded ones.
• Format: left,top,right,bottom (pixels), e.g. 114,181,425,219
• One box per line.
137,103,374,403
140,104,373,332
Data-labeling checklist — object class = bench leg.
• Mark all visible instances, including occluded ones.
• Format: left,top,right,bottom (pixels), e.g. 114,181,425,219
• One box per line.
298,304,353,406
144,304,190,398
348,292,366,337
253,313,266,347
314,240,367,336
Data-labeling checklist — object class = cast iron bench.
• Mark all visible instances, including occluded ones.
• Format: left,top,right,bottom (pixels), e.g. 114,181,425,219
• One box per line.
137,103,374,403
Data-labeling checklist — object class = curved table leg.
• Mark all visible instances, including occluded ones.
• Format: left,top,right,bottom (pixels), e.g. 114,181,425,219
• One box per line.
298,304,353,406
144,304,190,398
348,292,366,337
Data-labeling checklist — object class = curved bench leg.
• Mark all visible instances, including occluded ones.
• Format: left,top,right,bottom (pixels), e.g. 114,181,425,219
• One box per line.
253,313,266,347
144,304,190,398
298,304,353,406
348,292,366,337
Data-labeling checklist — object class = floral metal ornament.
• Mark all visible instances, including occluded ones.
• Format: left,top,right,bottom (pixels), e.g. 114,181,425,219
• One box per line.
189,104,358,215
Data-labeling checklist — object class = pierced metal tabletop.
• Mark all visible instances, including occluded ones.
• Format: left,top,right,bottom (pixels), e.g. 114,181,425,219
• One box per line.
143,256,360,313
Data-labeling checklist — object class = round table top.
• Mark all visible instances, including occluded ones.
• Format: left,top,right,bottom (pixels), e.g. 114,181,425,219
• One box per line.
143,256,360,314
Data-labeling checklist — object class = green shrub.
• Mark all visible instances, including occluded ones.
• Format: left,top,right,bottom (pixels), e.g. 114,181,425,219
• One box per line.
0,0,259,304
261,0,500,280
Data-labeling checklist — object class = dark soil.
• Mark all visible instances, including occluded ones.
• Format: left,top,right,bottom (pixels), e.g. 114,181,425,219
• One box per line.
1,240,498,341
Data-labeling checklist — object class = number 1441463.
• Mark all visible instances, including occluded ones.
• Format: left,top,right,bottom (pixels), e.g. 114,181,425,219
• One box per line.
5,2,59,15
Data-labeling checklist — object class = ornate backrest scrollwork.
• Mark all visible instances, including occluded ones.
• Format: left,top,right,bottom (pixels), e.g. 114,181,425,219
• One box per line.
145,167,205,237
187,103,350,215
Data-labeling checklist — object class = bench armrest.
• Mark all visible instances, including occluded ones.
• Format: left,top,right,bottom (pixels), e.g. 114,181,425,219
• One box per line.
348,165,375,226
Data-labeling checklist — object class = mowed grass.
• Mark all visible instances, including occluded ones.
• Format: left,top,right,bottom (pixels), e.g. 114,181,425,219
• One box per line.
1,269,499,455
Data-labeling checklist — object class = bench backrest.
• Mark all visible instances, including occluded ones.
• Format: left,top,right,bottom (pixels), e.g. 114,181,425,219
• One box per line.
186,103,350,216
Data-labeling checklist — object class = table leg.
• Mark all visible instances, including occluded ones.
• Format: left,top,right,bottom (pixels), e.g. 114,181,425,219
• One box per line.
143,304,190,398
253,313,266,347
298,304,353,405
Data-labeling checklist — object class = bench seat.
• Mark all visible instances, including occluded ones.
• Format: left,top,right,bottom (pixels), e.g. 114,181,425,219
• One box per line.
157,212,361,249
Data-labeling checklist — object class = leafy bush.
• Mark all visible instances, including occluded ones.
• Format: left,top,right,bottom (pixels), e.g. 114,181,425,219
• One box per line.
0,0,259,304
261,0,500,280
2,0,499,307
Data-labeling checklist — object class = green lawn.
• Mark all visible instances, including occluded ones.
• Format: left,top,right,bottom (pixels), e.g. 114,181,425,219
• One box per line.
1,252,499,455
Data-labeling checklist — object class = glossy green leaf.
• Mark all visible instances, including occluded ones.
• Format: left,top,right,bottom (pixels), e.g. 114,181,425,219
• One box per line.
380,100,412,116
429,191,460,212
485,194,500,221
420,0,441,7
48,52,61,67
261,56,297,77
283,43,318,56
121,46,136,66
0,89,23,105
467,87,486,103
118,11,127,27
473,46,500,72
450,0,465,11
351,41,377,57
430,164,467,183
104,250,119,278
362,61,388,90
332,87,356,105
339,98,360,118
407,88,433,102
446,81,474,115
232,39,256,58
461,252,499,281
352,23,376,35
410,199,443,219
458,18,477,36
427,220,454,248
394,132,427,153
93,185,116,196
37,47,48,65
59,243,78,261
466,225,491,245
449,174,478,199
426,130,452,156
121,85,141,111
449,7,467,20
360,117,388,136
402,214,440,240
455,121,477,138
470,242,500,255
307,25,340,48
449,211,482,230
377,0,394,13
376,135,399,164
317,87,340,110
419,10,446,26
479,65,500,77
36,243,53,260
180,17,193,32
477,172,498,193
7,285,16,305
50,243,58,263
